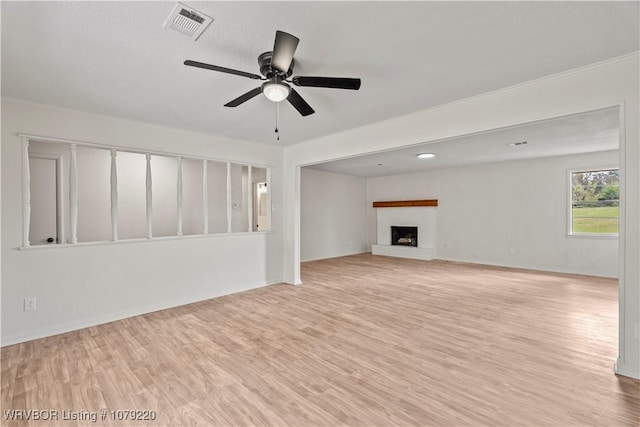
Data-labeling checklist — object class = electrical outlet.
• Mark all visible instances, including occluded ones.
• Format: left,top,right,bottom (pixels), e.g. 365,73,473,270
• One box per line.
24,298,37,311
508,248,516,255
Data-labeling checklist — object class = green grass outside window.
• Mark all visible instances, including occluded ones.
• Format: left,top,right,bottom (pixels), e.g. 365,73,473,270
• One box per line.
572,206,618,234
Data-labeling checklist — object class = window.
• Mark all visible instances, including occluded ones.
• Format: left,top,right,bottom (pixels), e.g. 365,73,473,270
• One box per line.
570,168,619,235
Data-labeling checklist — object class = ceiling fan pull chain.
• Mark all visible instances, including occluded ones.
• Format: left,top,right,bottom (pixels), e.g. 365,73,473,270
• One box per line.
275,102,280,141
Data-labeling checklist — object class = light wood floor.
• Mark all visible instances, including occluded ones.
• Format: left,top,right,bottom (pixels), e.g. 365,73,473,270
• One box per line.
1,254,638,426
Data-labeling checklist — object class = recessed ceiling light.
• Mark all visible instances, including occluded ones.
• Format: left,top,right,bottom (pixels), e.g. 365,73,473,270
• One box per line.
417,153,436,159
508,141,528,147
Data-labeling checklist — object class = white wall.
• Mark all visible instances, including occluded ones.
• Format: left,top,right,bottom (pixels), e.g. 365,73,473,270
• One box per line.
300,168,368,261
230,163,248,232
181,157,205,236
368,150,619,277
283,54,639,379
207,161,230,234
1,98,284,345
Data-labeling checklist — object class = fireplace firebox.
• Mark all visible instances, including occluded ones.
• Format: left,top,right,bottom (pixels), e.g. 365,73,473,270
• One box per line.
391,226,418,247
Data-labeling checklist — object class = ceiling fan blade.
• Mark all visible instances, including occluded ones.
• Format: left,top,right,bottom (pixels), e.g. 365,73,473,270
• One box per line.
287,88,315,116
292,76,361,90
224,87,263,107
184,60,263,80
271,31,299,73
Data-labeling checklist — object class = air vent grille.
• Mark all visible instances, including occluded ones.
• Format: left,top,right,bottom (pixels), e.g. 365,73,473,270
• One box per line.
164,3,213,41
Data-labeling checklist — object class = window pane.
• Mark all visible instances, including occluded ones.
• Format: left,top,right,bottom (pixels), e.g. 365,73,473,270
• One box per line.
571,169,619,234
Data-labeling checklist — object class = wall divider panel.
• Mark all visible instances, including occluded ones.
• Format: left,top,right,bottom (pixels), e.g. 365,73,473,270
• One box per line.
19,134,273,249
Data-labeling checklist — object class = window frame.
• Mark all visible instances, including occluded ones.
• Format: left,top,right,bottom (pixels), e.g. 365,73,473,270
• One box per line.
567,166,619,239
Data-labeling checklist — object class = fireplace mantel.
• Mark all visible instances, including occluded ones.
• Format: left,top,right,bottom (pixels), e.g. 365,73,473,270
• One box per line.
372,199,438,208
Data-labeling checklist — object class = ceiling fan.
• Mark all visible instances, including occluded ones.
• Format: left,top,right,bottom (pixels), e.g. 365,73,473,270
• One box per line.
184,30,361,117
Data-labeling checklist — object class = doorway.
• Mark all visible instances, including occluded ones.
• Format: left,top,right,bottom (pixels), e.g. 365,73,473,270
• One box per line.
253,182,268,231
28,153,63,245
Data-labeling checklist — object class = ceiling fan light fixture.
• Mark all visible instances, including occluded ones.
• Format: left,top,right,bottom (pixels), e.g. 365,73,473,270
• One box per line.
184,30,359,117
262,82,291,102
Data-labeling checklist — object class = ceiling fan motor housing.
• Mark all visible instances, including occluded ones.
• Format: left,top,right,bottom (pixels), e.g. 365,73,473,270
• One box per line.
258,51,294,79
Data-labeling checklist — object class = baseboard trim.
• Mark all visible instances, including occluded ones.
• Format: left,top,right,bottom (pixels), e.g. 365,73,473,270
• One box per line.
301,251,369,263
1,280,277,347
614,359,640,380
435,256,617,279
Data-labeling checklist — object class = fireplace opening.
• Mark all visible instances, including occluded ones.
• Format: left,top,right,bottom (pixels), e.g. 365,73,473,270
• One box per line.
391,226,418,247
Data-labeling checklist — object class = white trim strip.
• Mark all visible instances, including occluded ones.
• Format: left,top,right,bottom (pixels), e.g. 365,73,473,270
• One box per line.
17,133,274,169
110,149,118,241
22,138,31,247
247,165,253,232
146,153,153,239
202,159,208,234
69,144,78,244
177,156,183,237
226,162,232,233
266,167,272,232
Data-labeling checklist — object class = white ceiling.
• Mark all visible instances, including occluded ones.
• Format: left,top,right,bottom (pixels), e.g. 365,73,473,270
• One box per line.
307,107,620,178
1,2,638,146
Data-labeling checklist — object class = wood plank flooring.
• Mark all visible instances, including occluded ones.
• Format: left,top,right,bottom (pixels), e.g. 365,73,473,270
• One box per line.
1,254,638,426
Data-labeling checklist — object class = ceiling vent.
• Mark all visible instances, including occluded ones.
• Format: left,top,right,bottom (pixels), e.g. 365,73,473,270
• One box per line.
164,3,213,41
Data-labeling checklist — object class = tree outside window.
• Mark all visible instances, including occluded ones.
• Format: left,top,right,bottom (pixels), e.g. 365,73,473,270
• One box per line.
571,169,619,235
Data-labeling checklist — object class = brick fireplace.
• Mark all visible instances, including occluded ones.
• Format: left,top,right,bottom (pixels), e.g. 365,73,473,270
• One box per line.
371,200,437,260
